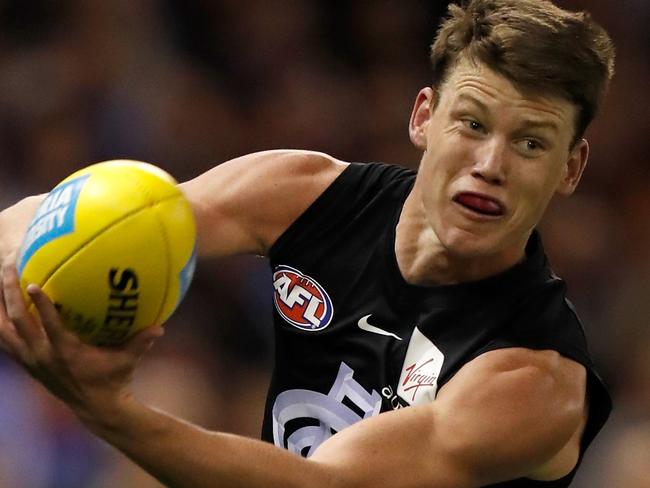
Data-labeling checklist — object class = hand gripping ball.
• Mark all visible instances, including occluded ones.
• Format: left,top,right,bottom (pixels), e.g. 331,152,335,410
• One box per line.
16,160,197,346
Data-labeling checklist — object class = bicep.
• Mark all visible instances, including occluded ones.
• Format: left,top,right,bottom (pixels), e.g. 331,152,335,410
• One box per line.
311,403,475,488
179,150,347,258
310,348,586,488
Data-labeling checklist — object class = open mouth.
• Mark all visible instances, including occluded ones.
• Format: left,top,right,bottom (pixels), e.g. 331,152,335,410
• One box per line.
452,192,505,217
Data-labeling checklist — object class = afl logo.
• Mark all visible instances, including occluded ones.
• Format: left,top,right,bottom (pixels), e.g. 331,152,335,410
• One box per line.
272,265,334,331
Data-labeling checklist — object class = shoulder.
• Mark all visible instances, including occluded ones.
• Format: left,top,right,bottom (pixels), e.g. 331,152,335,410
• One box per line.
440,348,587,427
182,149,348,212
444,347,586,400
437,347,587,482
181,150,348,257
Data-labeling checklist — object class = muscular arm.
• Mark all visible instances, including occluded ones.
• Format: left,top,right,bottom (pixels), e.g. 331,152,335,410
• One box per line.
57,332,586,488
180,149,347,257
0,150,347,262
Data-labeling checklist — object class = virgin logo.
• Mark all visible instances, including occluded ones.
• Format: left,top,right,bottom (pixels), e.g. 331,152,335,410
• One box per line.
397,327,444,405
401,358,438,402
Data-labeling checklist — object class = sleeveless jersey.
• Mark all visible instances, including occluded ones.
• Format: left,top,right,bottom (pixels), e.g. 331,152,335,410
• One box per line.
264,162,611,487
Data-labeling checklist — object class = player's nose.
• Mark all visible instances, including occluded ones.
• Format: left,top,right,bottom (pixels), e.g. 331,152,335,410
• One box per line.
471,137,508,186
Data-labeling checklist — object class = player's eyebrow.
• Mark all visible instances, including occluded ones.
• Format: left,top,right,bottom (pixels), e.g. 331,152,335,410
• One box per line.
518,119,560,134
456,93,561,133
456,93,489,112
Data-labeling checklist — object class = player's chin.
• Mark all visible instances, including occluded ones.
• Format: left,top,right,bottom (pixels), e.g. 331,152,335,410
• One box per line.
438,224,510,259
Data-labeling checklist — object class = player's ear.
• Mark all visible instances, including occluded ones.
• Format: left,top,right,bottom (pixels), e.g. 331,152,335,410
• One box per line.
557,138,589,196
409,87,436,151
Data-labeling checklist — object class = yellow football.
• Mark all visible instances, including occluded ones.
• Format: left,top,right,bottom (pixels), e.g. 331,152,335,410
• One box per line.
16,160,196,346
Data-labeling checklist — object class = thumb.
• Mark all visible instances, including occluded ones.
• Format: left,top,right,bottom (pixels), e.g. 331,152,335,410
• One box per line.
123,325,165,357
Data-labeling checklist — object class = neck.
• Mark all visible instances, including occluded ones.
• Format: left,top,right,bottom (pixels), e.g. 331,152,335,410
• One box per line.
395,178,528,286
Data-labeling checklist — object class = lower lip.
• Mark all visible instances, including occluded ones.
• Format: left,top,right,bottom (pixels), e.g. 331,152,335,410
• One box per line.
452,200,504,221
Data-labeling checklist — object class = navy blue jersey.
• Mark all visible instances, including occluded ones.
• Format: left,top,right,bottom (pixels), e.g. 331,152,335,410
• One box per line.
264,162,611,487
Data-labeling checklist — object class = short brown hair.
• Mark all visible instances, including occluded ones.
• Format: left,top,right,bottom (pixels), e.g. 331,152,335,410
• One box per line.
430,0,615,143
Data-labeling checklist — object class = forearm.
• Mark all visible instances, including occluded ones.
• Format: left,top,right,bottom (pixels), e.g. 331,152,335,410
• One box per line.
81,394,340,488
0,194,44,263
101,400,476,488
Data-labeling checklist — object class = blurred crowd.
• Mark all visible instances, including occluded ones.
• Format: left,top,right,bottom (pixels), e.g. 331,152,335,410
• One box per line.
0,1,648,487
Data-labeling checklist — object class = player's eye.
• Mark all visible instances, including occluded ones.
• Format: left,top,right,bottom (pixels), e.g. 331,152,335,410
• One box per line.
526,139,544,151
526,139,541,150
462,119,484,133
515,138,546,155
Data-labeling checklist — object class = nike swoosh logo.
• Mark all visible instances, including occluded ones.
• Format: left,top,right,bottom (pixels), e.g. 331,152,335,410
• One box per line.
357,314,402,340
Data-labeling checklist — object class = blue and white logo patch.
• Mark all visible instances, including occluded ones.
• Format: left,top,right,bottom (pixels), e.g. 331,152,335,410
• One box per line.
17,174,90,274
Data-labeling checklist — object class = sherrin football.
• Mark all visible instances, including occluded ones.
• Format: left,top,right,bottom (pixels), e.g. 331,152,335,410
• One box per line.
16,160,197,346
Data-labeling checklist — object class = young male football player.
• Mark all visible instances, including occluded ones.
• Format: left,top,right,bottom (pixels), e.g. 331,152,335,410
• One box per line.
0,1,615,486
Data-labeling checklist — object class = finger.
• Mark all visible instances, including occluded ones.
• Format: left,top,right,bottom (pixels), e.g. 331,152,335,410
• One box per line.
26,283,73,348
0,322,29,362
2,264,46,350
0,286,30,362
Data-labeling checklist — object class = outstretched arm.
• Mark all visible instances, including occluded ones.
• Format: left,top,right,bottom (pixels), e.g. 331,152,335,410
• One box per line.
0,263,587,488
0,150,347,264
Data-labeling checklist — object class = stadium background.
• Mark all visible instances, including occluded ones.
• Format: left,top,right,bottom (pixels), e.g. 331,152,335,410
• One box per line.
0,0,647,486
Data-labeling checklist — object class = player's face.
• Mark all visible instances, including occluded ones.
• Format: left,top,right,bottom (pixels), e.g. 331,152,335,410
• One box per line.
409,60,589,261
